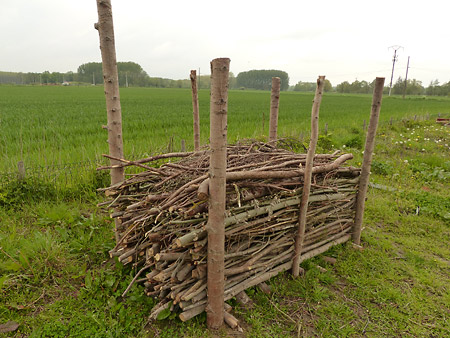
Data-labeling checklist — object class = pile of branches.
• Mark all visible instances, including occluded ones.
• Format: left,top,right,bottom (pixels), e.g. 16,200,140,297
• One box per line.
99,140,360,321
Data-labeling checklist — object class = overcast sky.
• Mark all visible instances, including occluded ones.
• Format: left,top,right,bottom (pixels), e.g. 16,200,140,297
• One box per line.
1,0,449,86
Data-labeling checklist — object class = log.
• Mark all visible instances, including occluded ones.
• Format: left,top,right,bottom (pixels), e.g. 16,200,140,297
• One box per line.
197,153,353,199
179,303,205,322
224,311,240,330
258,282,272,295
97,151,207,170
235,291,253,308
322,256,337,265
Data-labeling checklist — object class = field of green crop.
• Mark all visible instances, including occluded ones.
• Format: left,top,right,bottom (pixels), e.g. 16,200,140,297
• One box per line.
0,85,449,337
1,85,449,174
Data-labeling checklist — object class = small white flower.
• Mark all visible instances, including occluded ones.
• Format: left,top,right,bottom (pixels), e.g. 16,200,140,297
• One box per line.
404,160,409,164
422,149,425,151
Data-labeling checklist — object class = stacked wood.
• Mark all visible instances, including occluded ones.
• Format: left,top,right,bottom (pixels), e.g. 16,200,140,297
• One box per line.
99,140,360,321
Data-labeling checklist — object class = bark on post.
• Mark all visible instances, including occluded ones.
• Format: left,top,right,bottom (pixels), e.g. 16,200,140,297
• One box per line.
352,77,385,245
269,77,281,142
190,70,201,151
206,57,230,329
95,0,125,241
292,76,326,277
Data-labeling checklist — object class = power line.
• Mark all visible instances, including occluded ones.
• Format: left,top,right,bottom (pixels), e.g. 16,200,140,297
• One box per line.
388,45,403,96
403,56,410,99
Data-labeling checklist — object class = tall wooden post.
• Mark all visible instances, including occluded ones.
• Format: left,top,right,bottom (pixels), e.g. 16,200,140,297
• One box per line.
269,77,281,142
95,0,125,242
292,76,325,277
190,70,201,151
352,77,385,245
206,57,230,329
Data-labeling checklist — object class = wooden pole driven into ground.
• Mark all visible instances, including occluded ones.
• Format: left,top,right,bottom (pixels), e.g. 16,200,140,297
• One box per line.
269,77,281,142
352,77,385,245
292,76,325,277
190,70,201,151
206,57,230,329
292,76,326,277
95,0,125,241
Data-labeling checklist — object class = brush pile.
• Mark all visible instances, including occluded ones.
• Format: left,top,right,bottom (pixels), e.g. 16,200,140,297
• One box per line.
99,141,360,321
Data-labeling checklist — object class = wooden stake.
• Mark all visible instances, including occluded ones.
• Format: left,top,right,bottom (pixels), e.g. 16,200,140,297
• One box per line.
206,57,230,329
269,77,281,142
95,0,125,243
292,76,325,277
352,77,385,245
17,161,25,180
190,70,201,151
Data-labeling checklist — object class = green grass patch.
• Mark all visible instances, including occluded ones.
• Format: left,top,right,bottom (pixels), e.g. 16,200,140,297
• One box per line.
0,89,449,336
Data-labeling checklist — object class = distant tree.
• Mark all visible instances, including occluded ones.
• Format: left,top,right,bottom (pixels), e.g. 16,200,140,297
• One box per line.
393,77,425,96
336,79,371,94
292,79,332,92
323,79,333,92
293,81,316,92
229,72,237,89
392,76,405,95
76,61,150,86
426,79,440,96
236,70,289,91
336,81,351,93
77,62,103,84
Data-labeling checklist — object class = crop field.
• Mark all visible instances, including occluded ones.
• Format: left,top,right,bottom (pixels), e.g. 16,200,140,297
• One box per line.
1,85,449,174
0,85,449,337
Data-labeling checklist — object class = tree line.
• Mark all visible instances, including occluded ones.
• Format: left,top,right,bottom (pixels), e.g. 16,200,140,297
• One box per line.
293,77,450,96
1,61,449,96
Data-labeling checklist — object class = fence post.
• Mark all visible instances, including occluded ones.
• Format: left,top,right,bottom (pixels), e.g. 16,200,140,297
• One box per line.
269,77,281,142
292,76,325,277
17,161,26,180
352,77,385,245
95,0,125,242
206,57,230,329
190,70,201,151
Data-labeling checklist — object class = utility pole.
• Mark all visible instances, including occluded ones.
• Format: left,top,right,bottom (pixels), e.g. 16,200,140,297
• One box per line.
402,56,410,99
388,45,403,96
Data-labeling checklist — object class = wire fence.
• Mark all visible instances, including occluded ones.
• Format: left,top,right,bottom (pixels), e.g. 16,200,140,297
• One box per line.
1,113,444,192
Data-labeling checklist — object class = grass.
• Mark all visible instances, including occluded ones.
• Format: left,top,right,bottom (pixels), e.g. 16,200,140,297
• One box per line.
1,85,449,173
0,87,449,336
